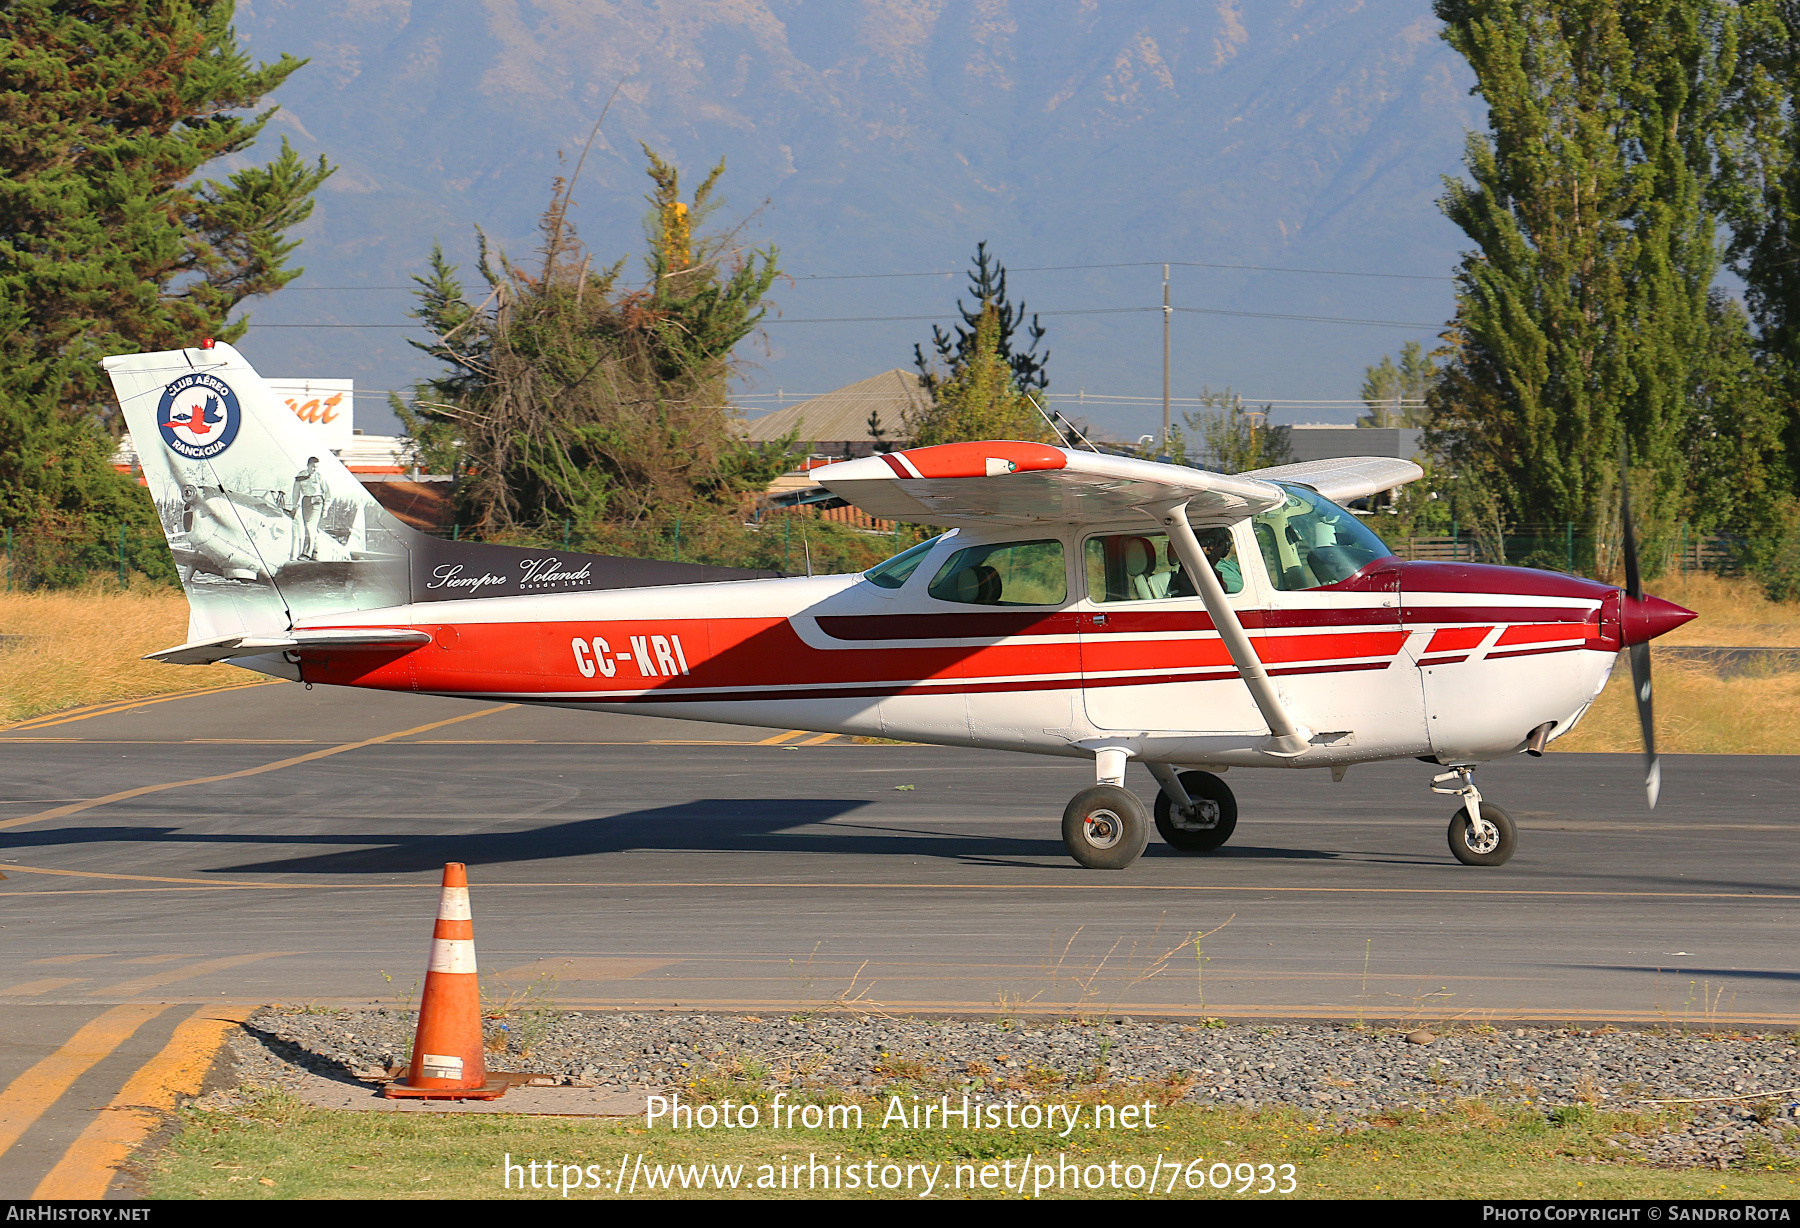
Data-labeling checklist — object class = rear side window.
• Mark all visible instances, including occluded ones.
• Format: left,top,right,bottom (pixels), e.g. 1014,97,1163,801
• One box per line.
1084,530,1243,600
927,539,1067,606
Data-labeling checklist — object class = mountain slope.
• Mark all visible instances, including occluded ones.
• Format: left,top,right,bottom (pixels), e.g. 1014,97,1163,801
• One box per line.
228,0,1480,436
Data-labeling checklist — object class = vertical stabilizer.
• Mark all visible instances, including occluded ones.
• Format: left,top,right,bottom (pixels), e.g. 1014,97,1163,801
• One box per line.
103,343,411,642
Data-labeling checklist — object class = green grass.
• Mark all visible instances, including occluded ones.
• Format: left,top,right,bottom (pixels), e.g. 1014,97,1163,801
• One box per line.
149,1087,1800,1200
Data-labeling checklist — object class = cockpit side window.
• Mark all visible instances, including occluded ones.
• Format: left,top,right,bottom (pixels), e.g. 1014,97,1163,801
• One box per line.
864,537,939,590
927,539,1067,606
1252,485,1394,591
1083,530,1243,601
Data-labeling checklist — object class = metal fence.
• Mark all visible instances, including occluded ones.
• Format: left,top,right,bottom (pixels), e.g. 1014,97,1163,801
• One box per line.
1392,524,1741,576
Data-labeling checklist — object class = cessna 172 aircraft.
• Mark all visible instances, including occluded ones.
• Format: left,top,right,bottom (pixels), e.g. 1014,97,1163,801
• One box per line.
105,342,1694,870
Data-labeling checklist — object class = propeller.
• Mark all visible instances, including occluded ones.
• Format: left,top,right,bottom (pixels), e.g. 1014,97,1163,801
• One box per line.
1618,447,1658,809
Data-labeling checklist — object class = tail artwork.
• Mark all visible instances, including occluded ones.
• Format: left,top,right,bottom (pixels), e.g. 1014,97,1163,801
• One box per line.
104,342,778,671
106,344,411,645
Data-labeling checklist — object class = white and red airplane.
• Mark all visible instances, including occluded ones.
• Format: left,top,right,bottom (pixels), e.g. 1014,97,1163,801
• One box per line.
106,343,1694,870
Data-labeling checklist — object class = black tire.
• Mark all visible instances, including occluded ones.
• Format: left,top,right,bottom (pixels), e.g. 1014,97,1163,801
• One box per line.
1061,785,1150,869
1447,803,1517,866
1153,770,1239,853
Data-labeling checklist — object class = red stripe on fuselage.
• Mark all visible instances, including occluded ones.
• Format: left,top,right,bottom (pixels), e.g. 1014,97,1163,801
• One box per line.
1495,621,1595,647
298,613,1409,700
411,656,1396,708
1425,626,1490,653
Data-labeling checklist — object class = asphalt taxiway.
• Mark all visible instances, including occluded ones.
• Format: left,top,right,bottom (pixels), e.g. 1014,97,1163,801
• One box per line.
3,679,1797,1196
1,678,1794,1025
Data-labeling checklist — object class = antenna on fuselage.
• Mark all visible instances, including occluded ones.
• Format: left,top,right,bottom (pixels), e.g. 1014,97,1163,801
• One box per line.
1025,392,1097,453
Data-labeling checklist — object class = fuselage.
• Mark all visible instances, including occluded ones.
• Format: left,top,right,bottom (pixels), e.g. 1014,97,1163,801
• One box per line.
276,524,1681,772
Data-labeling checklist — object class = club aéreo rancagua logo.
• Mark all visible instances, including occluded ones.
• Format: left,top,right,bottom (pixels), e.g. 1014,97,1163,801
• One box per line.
156,372,241,461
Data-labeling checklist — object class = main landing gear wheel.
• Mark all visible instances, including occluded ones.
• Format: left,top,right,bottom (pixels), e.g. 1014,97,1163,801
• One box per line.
1062,785,1149,870
1153,770,1238,854
1447,804,1517,867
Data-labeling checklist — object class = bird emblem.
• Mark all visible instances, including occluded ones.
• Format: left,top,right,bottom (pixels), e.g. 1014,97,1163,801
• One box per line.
162,394,224,436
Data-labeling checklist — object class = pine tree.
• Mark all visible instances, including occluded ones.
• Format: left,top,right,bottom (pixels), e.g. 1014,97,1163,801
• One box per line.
906,301,1052,447
400,148,785,540
914,242,1049,399
1430,0,1773,575
0,1,330,541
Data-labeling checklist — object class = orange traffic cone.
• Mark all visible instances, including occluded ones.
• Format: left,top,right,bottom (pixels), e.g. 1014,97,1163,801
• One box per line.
382,862,508,1100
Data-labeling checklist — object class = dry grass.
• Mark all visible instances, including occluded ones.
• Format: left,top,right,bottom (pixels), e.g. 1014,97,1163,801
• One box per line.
0,585,251,724
1650,571,1800,646
1552,662,1800,754
1554,573,1800,754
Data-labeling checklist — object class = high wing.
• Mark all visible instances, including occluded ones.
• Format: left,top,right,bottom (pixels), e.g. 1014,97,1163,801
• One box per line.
810,441,1287,528
1241,456,1423,504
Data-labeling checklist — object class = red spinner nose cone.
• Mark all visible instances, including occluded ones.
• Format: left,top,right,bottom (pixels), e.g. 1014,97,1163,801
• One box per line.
1621,593,1696,646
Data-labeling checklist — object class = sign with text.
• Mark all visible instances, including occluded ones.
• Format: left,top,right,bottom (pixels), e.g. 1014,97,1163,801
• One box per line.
267,378,354,448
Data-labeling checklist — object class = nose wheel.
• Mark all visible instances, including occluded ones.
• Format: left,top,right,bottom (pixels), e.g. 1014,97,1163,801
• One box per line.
1448,803,1516,866
1432,766,1517,866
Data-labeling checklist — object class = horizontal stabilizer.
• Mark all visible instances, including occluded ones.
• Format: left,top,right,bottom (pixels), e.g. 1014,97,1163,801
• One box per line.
146,627,433,665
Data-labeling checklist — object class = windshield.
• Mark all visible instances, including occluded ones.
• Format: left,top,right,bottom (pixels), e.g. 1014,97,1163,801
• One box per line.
864,537,939,589
1251,485,1394,590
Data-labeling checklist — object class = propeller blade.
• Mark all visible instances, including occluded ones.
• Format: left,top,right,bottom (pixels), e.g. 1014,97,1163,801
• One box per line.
1629,640,1659,808
1619,447,1643,603
1619,443,1656,807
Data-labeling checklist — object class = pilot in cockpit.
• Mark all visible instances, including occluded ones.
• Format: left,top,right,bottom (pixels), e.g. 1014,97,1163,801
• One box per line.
1196,527,1242,592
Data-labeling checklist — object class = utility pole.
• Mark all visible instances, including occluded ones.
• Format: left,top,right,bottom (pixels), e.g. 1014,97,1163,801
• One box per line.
1161,264,1172,454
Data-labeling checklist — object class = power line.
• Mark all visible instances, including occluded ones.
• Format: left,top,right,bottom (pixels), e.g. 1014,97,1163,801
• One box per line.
246,302,1439,332
276,259,1455,291
1173,306,1439,329
789,259,1453,283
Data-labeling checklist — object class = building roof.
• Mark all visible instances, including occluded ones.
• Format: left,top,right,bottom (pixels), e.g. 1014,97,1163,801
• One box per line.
741,368,930,444
1285,425,1423,464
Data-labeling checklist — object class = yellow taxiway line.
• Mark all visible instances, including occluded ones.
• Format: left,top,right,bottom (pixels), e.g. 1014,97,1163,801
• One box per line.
0,704,516,833
32,1003,258,1199
0,1003,173,1162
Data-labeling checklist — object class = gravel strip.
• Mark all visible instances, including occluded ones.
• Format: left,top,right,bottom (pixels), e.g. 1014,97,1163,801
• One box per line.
219,1009,1800,1170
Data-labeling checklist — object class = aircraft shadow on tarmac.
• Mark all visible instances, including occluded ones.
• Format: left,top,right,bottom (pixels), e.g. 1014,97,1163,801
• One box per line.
1576,965,1800,982
4,799,1334,874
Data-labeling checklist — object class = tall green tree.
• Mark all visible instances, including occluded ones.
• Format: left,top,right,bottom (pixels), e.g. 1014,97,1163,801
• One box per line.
1430,0,1777,575
400,149,786,540
0,1,330,543
1714,1,1800,490
1358,340,1437,427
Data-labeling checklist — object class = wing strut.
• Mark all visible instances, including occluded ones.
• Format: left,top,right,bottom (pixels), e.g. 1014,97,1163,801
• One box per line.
1147,500,1311,757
